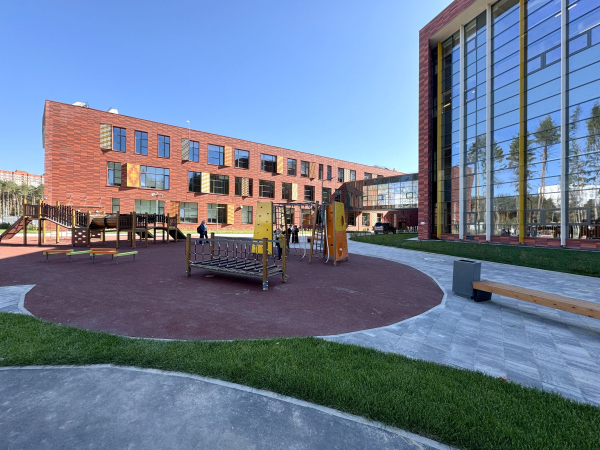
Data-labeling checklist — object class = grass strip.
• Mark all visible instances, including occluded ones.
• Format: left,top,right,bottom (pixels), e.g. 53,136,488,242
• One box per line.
351,233,600,278
1,313,599,449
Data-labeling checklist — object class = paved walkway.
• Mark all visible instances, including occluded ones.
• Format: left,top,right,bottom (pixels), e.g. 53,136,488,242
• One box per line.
0,284,33,315
0,365,447,450
324,241,600,406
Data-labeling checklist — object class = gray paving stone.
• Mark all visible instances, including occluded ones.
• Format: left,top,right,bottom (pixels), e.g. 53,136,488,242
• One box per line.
326,241,600,407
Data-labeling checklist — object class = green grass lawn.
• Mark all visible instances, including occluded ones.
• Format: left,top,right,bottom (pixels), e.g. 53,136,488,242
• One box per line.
351,233,600,278
1,313,599,449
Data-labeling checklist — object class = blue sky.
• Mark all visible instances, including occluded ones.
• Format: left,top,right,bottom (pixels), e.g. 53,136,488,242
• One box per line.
0,0,452,176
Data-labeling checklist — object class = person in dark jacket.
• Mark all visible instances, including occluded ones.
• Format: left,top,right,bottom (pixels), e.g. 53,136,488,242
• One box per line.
293,225,299,244
197,220,208,243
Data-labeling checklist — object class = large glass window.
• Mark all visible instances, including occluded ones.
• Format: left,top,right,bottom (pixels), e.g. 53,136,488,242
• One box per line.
304,185,315,201
318,164,323,180
207,204,226,224
210,174,229,194
189,140,199,162
350,170,356,181
362,213,370,226
348,212,356,226
337,168,344,182
282,182,292,200
158,135,170,158
135,199,164,214
141,166,169,190
135,131,148,155
242,205,253,224
259,180,275,198
364,172,372,179
208,144,224,165
234,177,253,196
322,187,331,203
113,127,126,151
235,149,249,169
301,161,310,177
112,198,120,213
261,154,277,173
107,162,121,186
181,202,198,223
327,165,332,180
287,159,297,176
188,172,202,192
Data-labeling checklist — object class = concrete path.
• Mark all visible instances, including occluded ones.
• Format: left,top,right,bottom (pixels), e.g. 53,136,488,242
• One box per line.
0,365,447,450
325,240,600,406
0,284,33,315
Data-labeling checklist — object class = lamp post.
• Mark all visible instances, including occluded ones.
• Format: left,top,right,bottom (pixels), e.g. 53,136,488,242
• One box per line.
151,192,163,215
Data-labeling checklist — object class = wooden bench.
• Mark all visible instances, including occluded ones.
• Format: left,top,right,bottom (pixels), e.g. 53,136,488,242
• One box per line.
472,280,600,320
43,249,72,262
90,249,137,263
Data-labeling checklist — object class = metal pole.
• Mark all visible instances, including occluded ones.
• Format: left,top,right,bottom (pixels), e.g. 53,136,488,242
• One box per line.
560,0,568,247
186,234,191,277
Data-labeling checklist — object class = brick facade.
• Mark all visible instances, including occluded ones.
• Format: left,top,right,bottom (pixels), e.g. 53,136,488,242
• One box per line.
43,100,402,232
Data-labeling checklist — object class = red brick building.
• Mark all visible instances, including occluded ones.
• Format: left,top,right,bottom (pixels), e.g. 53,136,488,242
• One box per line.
43,100,402,232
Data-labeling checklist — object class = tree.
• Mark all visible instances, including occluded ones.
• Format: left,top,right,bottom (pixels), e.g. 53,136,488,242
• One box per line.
586,102,600,222
532,115,561,210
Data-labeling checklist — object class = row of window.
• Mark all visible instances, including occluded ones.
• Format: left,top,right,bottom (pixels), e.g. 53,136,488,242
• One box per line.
107,162,332,202
112,198,253,224
108,127,379,179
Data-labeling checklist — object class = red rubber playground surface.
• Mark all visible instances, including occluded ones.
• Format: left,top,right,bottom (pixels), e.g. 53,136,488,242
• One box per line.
0,238,443,340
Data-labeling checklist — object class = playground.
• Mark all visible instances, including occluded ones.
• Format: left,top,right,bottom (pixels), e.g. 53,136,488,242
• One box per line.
0,236,442,340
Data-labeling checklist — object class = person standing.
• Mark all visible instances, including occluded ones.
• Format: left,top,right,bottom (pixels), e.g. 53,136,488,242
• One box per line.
274,228,283,260
197,220,208,243
293,225,299,244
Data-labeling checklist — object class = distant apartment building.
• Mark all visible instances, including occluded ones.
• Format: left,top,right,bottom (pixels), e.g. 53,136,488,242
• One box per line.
0,170,44,187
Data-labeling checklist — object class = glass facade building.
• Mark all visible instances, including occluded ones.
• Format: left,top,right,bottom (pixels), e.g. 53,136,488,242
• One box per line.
424,0,600,247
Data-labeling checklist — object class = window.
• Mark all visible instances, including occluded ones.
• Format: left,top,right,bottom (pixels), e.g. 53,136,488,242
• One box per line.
261,154,277,173
188,172,202,192
322,187,331,203
140,166,169,190
235,149,249,169
318,164,323,180
327,165,332,180
287,158,297,176
259,180,275,198
304,185,315,201
135,199,164,214
210,174,229,194
135,131,148,155
112,198,120,213
107,162,121,186
181,202,198,223
362,213,370,226
364,172,372,179
208,144,224,165
207,204,226,224
377,213,383,222
113,127,126,151
189,140,199,162
348,212,356,226
334,189,341,202
282,182,292,200
337,168,344,182
158,135,170,158
235,177,253,196
242,205,253,225
301,161,310,177
350,170,356,181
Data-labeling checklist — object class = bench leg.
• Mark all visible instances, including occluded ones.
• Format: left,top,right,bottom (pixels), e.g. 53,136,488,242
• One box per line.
473,289,492,303
46,254,49,262
263,280,268,291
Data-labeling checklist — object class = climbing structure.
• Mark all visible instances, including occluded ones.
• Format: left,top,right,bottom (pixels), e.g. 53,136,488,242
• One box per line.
0,201,185,247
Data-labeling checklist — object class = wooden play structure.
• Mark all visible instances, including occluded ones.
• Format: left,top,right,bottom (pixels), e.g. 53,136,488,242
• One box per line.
186,233,287,291
0,201,185,248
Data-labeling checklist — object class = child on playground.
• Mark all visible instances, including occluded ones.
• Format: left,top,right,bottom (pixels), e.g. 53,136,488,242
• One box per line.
274,228,283,260
197,220,208,243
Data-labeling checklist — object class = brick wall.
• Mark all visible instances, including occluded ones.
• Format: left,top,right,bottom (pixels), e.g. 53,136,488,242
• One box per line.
43,100,402,232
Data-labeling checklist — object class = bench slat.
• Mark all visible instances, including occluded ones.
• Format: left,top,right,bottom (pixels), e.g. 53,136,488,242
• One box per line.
473,280,600,319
